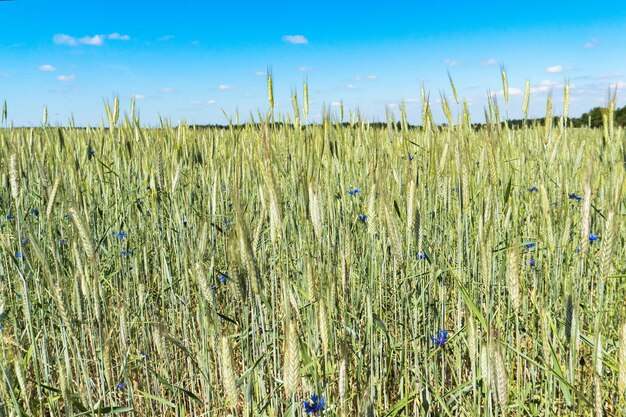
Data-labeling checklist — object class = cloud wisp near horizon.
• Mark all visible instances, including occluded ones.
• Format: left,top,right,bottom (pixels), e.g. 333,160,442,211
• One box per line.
0,0,625,126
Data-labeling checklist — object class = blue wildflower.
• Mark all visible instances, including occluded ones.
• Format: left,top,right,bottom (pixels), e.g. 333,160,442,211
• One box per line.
15,252,23,259
431,330,449,347
589,233,598,243
348,188,361,196
529,257,536,267
218,273,227,284
569,193,582,201
303,394,325,415
6,215,14,220
59,239,67,244
417,251,427,260
408,154,414,161
121,249,132,256
22,237,29,245
528,186,538,192
32,209,39,217
15,293,21,299
523,242,536,249
116,381,126,390
358,214,367,223
89,149,95,158
116,231,127,239
575,246,581,254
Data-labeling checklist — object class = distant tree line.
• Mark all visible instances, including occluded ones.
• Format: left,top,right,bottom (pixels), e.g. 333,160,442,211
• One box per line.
186,104,626,130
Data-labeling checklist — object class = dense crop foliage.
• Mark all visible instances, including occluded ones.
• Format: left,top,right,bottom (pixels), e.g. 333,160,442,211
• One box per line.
0,85,625,416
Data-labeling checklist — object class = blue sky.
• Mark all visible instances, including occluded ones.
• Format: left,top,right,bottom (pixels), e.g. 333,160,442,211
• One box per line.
1,0,625,126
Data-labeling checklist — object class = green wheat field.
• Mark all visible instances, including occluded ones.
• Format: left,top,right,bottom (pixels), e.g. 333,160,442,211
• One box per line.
0,76,625,416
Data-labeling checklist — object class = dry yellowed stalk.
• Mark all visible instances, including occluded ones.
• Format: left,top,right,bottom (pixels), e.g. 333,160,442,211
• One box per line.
236,213,261,295
491,341,508,410
367,184,378,237
309,183,323,240
46,176,61,217
283,319,300,398
540,185,555,252
599,211,615,282
619,322,626,402
220,336,239,409
9,154,19,202
69,207,95,264
480,341,490,389
506,246,521,313
319,299,329,354
195,262,216,311
406,179,416,242
385,203,404,264
580,176,592,256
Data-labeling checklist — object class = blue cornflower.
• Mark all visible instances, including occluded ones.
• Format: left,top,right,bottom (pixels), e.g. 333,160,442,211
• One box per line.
22,237,29,244
529,257,536,267
358,214,367,222
88,149,95,157
408,154,414,161
116,381,126,390
15,293,21,299
431,330,449,347
303,394,325,415
348,188,361,196
569,193,582,201
116,231,127,239
32,209,39,217
6,215,14,220
218,273,227,284
523,242,536,249
121,249,132,256
59,239,67,244
589,233,598,243
528,186,538,192
15,252,23,259
417,251,427,260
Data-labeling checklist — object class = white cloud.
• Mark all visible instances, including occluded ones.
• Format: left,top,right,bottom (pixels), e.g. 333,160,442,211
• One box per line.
616,81,626,89
546,65,563,73
444,59,460,67
218,84,235,90
54,33,128,46
158,35,175,41
190,100,203,105
162,87,174,93
366,75,378,80
404,98,418,103
207,99,216,104
481,59,498,66
330,101,341,107
134,94,145,100
584,40,598,49
57,75,76,82
53,34,77,46
39,64,56,72
346,83,356,89
282,35,308,44
496,87,523,97
108,33,130,41
598,72,622,79
298,66,312,72
530,79,563,93
79,35,104,46
191,40,200,46
255,71,266,76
